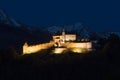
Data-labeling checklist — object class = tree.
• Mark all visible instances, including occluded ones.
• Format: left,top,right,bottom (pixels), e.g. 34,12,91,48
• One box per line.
102,34,120,65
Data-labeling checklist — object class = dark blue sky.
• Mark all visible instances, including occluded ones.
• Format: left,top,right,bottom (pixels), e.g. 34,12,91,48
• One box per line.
0,0,120,31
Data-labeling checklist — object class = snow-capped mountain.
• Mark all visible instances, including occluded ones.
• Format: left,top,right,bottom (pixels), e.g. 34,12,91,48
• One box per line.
43,22,83,34
0,8,21,27
110,32,120,37
43,23,98,40
97,32,120,39
44,23,120,40
77,25,98,39
1,7,120,53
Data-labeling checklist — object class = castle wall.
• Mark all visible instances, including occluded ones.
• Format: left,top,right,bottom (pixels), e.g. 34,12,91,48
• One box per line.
23,41,54,54
65,42,92,49
65,35,76,41
53,34,76,42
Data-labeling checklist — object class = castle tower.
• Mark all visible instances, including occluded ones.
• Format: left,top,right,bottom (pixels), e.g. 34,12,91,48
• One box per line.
23,42,28,54
62,28,65,43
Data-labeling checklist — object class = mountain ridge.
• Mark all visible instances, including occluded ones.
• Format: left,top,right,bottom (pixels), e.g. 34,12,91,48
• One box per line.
0,8,21,27
0,7,120,52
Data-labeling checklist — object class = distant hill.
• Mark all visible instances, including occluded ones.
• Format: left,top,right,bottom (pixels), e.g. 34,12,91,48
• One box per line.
0,23,52,53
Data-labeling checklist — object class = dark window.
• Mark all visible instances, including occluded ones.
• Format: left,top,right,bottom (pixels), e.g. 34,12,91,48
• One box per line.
56,37,60,39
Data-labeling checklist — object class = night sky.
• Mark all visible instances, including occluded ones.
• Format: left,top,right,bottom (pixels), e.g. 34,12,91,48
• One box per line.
0,0,120,32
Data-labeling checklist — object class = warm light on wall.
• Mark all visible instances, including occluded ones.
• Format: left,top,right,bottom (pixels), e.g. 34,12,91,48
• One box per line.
71,48,83,53
53,48,88,54
53,48,66,54
53,34,76,43
65,42,92,49
65,35,76,41
23,40,92,55
23,41,54,54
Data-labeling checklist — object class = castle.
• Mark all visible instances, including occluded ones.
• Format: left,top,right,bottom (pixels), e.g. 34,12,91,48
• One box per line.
53,29,76,47
53,29,92,50
23,29,93,54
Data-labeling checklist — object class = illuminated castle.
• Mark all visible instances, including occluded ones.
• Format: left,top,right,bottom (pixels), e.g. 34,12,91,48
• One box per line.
53,29,92,49
23,42,54,54
23,29,93,54
53,29,76,47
